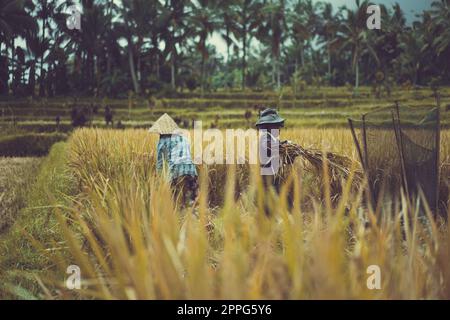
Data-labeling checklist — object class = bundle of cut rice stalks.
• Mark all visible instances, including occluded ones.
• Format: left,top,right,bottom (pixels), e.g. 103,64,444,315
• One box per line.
277,141,363,199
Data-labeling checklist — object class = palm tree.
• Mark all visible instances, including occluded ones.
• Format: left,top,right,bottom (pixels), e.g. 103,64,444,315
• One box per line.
189,0,219,95
160,0,190,90
35,0,57,96
261,0,286,89
397,26,425,85
0,0,36,50
398,11,437,85
24,30,49,96
229,0,264,89
218,1,236,64
100,1,122,90
367,3,405,84
288,0,320,72
333,0,379,92
0,0,36,95
119,0,157,94
430,0,450,56
317,2,341,78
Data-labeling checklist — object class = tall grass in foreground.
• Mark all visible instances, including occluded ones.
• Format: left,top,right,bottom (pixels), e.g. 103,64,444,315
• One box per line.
35,129,450,299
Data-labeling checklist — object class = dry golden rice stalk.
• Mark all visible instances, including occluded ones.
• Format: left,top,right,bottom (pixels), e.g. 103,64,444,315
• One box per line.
277,141,363,189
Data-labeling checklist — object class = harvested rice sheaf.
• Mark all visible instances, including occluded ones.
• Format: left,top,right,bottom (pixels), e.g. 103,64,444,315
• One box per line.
277,141,363,197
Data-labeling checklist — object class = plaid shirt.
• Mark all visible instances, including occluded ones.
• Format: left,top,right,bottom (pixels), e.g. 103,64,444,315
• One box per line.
156,135,197,180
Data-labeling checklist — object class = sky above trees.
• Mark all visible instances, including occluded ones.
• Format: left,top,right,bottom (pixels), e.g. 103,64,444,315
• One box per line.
313,0,432,19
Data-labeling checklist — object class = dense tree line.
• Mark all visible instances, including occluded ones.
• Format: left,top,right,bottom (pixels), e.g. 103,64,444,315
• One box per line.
0,0,449,98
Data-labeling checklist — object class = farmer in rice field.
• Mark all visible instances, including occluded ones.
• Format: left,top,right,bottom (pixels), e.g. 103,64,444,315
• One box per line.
256,107,285,181
256,108,285,215
149,113,198,206
104,106,114,126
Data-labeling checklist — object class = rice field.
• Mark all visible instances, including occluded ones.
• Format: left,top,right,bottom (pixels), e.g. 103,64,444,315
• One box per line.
13,127,448,300
1,86,449,300
2,86,450,132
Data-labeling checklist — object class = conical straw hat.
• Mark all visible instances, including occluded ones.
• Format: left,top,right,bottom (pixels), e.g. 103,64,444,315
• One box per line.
148,113,180,134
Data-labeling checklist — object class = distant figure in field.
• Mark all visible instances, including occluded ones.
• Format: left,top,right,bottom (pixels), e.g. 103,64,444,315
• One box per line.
92,103,99,114
148,113,198,206
70,106,87,127
244,110,252,125
82,106,91,126
253,104,264,116
55,115,61,131
104,106,113,126
70,106,78,125
78,109,88,127
116,119,125,130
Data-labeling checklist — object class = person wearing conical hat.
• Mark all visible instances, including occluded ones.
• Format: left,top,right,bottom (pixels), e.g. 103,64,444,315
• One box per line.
149,113,198,205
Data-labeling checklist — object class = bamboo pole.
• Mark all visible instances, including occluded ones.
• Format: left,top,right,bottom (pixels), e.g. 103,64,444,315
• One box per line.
348,119,364,170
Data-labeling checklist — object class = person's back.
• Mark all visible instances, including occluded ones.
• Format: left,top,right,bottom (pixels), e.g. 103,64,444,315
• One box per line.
105,106,113,125
156,134,197,181
150,113,198,205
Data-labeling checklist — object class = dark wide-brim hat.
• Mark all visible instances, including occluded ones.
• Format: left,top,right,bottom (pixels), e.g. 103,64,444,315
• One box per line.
255,108,285,127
